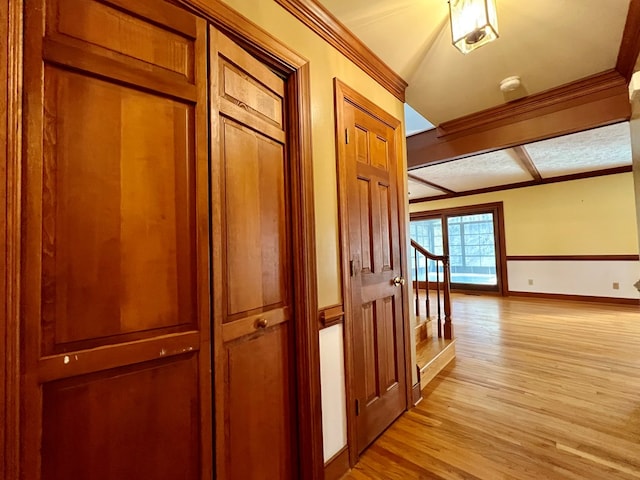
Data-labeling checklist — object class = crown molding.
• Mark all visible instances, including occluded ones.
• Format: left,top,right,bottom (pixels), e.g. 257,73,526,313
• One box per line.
436,70,627,138
616,0,640,82
274,0,407,102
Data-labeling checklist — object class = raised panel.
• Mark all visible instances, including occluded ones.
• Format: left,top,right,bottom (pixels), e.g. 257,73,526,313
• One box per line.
221,61,283,128
355,126,369,164
223,119,286,317
41,68,195,352
370,134,388,169
41,356,200,480
378,182,392,271
378,296,398,390
362,302,379,404
357,177,373,274
227,324,295,480
51,0,194,80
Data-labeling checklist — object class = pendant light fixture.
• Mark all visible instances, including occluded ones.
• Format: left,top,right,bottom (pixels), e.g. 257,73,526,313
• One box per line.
449,0,499,54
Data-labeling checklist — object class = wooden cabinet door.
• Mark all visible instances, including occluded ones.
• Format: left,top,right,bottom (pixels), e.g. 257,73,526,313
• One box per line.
21,1,212,478
209,28,299,479
340,93,407,454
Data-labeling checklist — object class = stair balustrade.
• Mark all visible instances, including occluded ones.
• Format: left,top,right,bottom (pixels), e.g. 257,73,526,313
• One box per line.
410,239,453,339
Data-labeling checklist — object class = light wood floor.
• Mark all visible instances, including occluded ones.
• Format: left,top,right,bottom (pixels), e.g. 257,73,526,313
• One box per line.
345,294,640,479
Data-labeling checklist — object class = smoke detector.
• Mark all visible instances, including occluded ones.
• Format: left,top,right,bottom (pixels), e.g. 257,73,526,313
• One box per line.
499,76,521,92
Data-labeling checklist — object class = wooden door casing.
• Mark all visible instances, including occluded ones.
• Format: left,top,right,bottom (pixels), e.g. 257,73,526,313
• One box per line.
335,79,412,460
209,27,299,479
21,1,212,478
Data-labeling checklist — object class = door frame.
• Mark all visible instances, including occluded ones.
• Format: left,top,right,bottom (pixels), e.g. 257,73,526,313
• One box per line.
410,202,509,295
334,79,413,466
3,0,324,478
3,0,22,477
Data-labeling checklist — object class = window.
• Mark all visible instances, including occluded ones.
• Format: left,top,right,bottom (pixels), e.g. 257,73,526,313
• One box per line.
410,203,506,294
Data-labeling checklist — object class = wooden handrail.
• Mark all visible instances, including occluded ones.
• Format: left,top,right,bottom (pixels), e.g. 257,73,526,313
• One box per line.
410,239,453,340
410,239,447,262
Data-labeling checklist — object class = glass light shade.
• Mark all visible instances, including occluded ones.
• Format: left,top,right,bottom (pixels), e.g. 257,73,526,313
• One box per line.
449,0,499,54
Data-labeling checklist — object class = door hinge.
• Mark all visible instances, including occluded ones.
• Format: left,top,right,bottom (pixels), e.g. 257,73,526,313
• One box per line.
345,128,349,144
355,399,360,416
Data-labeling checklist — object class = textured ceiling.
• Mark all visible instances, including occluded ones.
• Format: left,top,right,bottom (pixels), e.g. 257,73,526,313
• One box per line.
526,122,632,178
407,180,445,199
407,122,632,200
411,149,532,193
319,0,631,124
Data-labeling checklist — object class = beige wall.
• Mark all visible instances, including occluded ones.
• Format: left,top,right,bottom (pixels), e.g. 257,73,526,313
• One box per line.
410,173,639,256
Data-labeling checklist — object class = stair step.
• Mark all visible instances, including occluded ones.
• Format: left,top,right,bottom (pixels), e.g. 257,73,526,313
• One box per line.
418,338,456,391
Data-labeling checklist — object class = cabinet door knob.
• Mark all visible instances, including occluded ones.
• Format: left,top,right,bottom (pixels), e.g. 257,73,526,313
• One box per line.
256,318,269,329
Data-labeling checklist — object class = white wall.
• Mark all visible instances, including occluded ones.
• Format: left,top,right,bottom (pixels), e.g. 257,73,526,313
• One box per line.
319,325,348,461
508,260,640,299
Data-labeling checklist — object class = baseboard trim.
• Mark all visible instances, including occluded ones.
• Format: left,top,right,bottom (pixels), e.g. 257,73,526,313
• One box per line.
324,445,350,480
509,291,639,306
412,381,422,406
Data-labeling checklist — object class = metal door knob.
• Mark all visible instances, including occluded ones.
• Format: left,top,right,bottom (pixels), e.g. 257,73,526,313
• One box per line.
256,318,269,329
392,276,405,286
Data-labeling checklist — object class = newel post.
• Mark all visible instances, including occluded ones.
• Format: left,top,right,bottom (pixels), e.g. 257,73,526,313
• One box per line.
442,256,453,339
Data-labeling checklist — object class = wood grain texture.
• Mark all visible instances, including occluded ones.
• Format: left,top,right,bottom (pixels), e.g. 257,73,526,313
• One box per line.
21,2,211,478
211,26,298,479
41,356,201,480
2,0,23,477
287,60,324,480
319,304,345,329
335,79,411,465
407,72,630,169
345,294,640,479
274,0,407,101
210,24,322,479
511,145,542,181
616,0,640,82
437,70,627,138
325,445,350,480
175,2,323,474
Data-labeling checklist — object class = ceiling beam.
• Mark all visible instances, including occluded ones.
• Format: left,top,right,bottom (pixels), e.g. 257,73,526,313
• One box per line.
511,145,542,181
407,173,455,194
407,71,630,169
616,0,640,82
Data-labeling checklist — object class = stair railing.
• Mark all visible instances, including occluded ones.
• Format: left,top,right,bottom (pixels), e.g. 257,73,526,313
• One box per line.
410,239,452,339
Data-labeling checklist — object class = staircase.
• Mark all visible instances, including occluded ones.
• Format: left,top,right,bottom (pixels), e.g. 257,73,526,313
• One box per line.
410,239,456,395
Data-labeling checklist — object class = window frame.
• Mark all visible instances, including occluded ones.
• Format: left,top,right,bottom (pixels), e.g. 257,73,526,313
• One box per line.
410,202,508,295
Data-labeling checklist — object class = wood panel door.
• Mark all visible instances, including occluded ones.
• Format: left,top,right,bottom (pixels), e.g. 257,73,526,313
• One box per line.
21,1,212,478
209,27,299,479
336,82,408,455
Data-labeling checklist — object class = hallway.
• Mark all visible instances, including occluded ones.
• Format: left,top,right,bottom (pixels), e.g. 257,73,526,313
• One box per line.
345,295,640,479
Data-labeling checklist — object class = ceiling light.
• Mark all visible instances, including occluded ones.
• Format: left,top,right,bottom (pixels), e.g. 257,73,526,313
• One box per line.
449,0,499,54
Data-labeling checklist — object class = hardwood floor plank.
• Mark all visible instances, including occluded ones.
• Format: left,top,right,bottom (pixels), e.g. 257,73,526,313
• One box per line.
345,295,640,479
